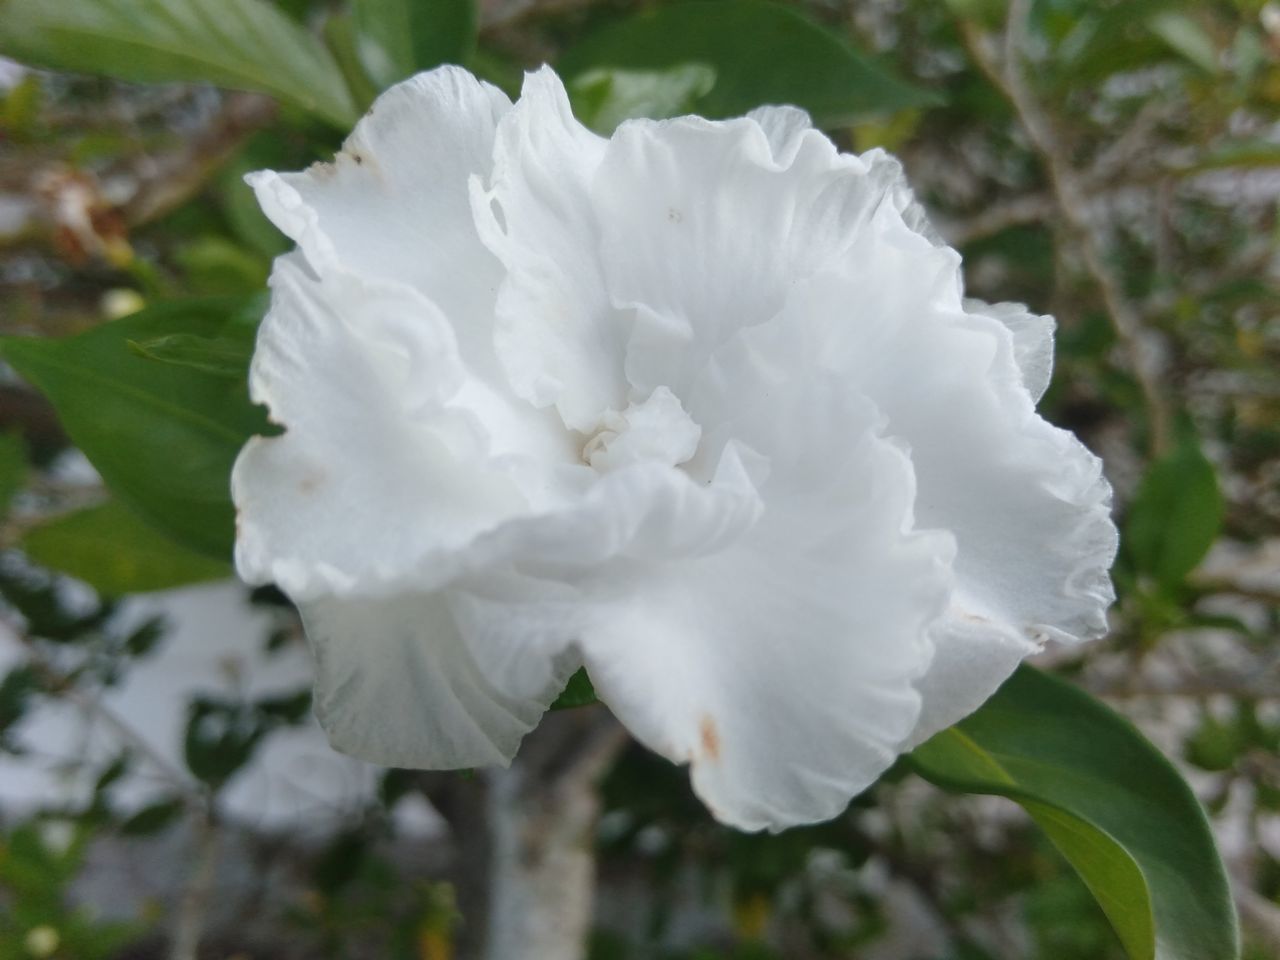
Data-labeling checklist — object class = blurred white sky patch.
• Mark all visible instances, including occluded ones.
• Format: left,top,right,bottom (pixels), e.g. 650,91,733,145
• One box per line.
0,580,445,838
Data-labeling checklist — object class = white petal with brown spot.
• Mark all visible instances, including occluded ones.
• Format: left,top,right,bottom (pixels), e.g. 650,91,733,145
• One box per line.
233,65,1118,832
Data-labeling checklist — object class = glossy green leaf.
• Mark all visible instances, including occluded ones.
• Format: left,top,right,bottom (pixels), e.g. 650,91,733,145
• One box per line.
0,299,270,560
23,500,230,595
569,64,717,134
0,0,358,127
1125,440,1224,589
352,0,477,91
909,666,1238,960
558,0,939,125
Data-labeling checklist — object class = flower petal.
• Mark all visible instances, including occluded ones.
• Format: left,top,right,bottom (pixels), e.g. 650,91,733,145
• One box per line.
573,378,954,832
233,256,527,600
471,67,620,431
967,297,1056,402
247,66,511,375
591,116,919,401
903,614,1038,750
302,586,578,768
746,104,815,162
758,212,1115,742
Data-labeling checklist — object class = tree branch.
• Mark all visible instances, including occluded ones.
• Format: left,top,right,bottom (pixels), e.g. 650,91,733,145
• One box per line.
960,9,1175,455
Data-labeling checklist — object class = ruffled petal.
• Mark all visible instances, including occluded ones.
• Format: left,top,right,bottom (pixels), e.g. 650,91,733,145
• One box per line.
591,116,918,401
757,211,1115,742
471,67,621,431
302,586,578,768
903,614,1038,749
247,66,511,376
967,298,1056,402
232,256,527,600
746,104,814,162
235,65,1116,829
572,377,954,832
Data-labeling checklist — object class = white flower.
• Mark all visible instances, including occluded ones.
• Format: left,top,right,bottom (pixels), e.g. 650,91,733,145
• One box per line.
233,65,1118,832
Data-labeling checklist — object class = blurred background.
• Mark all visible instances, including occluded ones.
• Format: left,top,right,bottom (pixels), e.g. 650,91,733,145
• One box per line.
0,0,1277,958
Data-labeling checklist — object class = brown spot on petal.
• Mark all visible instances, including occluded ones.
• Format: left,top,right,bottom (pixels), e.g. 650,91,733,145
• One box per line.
699,714,720,762
305,159,337,180
1026,627,1051,647
297,471,325,494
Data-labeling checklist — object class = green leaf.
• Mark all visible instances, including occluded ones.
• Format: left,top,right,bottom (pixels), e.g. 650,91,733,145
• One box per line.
184,695,265,788
557,0,939,125
1147,11,1219,75
128,333,253,380
171,236,269,296
119,797,186,836
0,665,40,743
322,11,381,113
0,298,271,560
0,0,358,127
0,432,28,517
1184,139,1280,173
550,668,598,711
568,64,717,134
352,0,477,91
23,500,230,594
909,667,1239,960
1125,440,1224,589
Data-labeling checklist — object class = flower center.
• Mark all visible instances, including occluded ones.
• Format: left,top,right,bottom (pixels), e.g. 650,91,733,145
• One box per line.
582,386,701,472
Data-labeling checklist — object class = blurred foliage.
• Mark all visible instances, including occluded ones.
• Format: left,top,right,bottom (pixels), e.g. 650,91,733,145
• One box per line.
0,0,1276,958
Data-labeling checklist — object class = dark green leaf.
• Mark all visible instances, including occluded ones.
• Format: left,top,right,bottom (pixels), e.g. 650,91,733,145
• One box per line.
569,64,717,134
550,668,598,711
558,0,939,124
1125,440,1224,589
909,667,1239,960
0,431,28,517
379,768,416,808
0,0,358,127
22,500,230,594
94,754,131,793
255,687,312,724
184,696,264,787
0,564,115,644
0,664,40,742
313,828,368,894
352,0,477,91
1,298,271,560
119,797,186,836
124,616,167,658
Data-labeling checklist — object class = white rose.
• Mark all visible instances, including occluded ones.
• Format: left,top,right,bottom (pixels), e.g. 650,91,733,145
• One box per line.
233,65,1117,832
